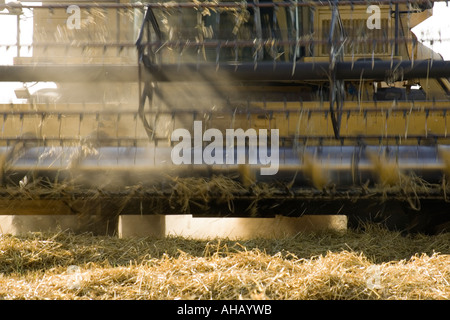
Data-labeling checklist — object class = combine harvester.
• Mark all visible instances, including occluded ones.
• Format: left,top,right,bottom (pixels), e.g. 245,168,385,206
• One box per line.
0,0,449,235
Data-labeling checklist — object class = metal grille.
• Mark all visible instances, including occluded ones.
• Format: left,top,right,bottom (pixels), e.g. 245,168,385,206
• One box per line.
321,18,391,56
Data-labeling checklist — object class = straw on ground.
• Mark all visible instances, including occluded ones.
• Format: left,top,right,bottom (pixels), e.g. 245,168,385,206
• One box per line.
0,224,448,300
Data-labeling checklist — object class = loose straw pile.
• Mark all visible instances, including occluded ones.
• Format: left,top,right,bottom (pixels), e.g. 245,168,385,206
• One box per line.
0,224,448,300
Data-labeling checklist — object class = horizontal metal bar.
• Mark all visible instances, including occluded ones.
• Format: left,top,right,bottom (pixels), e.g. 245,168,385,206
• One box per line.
10,35,432,48
143,60,450,82
0,136,444,146
2,60,450,82
2,105,450,117
0,0,437,10
0,65,138,82
1,145,448,189
0,135,447,146
134,37,439,51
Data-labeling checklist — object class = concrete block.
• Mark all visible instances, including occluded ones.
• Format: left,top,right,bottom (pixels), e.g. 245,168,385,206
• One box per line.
164,215,347,240
0,215,79,235
118,215,166,238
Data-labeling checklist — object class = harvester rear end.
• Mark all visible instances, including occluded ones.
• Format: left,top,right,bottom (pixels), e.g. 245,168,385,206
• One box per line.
0,0,449,234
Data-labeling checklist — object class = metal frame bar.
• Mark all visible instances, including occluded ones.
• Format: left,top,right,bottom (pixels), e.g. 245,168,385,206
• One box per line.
0,1,439,9
4,60,448,82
